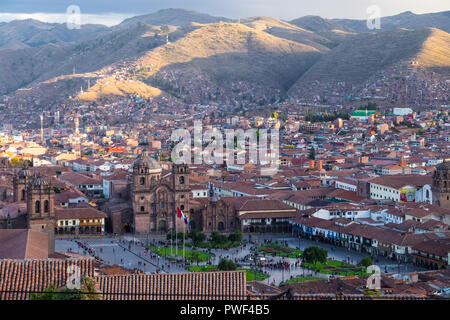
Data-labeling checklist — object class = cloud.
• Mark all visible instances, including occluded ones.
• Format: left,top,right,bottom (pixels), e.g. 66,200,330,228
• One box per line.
0,12,135,26
0,0,448,25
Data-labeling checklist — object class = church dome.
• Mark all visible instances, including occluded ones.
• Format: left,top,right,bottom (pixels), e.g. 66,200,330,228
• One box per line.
18,167,34,178
32,174,49,188
132,150,161,171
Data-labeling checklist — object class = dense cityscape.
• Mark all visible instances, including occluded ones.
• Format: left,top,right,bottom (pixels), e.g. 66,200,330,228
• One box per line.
0,1,449,308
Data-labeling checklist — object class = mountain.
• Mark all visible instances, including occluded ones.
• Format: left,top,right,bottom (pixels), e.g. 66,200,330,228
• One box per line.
240,16,333,50
290,15,350,33
1,9,449,106
289,27,450,94
334,10,450,33
0,19,109,50
134,22,323,101
118,8,231,27
0,22,198,95
289,15,357,44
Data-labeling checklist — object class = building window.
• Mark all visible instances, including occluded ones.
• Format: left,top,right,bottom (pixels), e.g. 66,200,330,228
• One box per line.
35,201,40,214
180,205,185,211
140,177,145,185
179,176,185,185
44,200,49,213
141,206,145,212
21,189,25,201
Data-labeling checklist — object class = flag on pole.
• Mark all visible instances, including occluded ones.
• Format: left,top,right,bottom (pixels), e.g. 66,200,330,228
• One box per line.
183,214,191,232
177,207,190,232
177,207,184,219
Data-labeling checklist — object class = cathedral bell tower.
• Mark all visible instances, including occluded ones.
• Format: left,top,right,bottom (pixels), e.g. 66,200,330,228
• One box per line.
13,167,34,202
26,174,56,254
172,163,190,215
433,162,450,209
130,150,162,233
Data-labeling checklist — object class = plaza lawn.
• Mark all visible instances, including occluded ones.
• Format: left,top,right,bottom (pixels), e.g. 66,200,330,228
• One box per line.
148,246,211,263
188,265,268,282
303,259,367,276
280,277,324,285
188,265,219,272
187,241,243,249
258,243,302,258
245,269,269,282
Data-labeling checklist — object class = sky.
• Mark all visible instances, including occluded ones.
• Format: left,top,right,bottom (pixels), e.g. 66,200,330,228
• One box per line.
0,0,449,26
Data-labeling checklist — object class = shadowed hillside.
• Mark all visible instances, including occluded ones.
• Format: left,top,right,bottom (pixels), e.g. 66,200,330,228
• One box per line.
0,23,197,95
240,16,332,51
289,27,450,91
334,11,450,33
136,22,323,97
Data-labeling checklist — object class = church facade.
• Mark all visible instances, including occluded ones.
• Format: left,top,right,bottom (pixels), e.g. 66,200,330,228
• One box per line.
128,151,191,234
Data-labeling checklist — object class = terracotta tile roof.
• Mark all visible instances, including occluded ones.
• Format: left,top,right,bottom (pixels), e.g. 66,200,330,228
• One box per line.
95,271,246,300
54,187,88,204
239,210,300,219
280,277,365,295
412,239,450,257
237,199,296,212
0,258,95,300
0,229,48,259
369,175,433,189
59,172,101,186
247,281,282,296
55,207,107,220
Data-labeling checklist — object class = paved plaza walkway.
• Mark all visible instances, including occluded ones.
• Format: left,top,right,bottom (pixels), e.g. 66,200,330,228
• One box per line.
55,233,427,286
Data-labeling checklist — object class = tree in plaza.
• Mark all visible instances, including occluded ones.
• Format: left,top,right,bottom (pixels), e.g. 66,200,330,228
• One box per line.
210,231,227,245
218,259,237,271
301,246,327,267
189,230,206,246
228,231,243,243
359,256,373,268
190,250,202,266
167,231,188,241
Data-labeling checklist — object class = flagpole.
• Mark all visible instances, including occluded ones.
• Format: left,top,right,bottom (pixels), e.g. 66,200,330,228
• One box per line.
175,211,178,258
183,222,185,263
